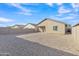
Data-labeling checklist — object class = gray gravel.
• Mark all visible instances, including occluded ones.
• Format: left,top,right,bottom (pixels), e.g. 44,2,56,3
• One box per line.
0,34,76,56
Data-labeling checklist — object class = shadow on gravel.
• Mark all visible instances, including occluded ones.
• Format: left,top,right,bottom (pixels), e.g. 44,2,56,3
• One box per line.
0,34,76,56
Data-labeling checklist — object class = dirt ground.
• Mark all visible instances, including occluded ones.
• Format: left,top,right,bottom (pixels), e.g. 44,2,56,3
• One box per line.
17,33,79,55
0,34,75,56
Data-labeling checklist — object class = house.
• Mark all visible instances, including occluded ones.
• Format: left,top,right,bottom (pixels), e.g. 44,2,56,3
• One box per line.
9,24,25,29
23,23,38,31
72,23,79,41
37,18,71,34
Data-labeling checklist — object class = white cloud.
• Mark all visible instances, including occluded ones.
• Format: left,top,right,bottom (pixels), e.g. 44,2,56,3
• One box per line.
71,3,79,8
58,6,71,14
61,16,75,20
71,3,79,12
46,3,54,7
46,3,63,7
69,19,79,26
7,3,32,16
60,13,77,20
57,3,63,6
18,12,32,16
10,3,31,12
0,17,14,22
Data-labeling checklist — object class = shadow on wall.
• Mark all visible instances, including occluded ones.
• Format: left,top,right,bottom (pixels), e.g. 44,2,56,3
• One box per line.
0,35,76,56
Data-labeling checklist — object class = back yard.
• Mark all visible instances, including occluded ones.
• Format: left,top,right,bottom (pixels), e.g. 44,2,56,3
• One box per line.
17,33,79,55
0,34,75,56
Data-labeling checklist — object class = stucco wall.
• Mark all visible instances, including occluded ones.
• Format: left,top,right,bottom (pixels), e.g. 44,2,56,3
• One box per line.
72,26,79,41
72,25,79,49
38,20,65,34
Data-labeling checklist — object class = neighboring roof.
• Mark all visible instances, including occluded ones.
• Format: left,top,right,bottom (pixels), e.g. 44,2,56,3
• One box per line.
37,18,68,25
11,24,26,28
26,23,37,26
73,23,79,27
14,24,25,26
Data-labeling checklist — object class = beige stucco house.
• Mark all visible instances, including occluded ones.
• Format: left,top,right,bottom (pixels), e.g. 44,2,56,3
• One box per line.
9,25,25,29
24,23,36,29
72,23,79,41
24,23,38,31
38,18,71,34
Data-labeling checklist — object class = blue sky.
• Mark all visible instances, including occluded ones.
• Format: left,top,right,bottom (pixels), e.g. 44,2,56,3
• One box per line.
0,3,79,27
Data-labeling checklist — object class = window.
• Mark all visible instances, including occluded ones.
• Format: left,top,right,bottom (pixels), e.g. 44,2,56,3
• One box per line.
53,26,58,31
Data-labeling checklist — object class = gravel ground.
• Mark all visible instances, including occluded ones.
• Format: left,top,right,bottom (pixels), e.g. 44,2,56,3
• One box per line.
18,33,79,56
0,34,75,56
